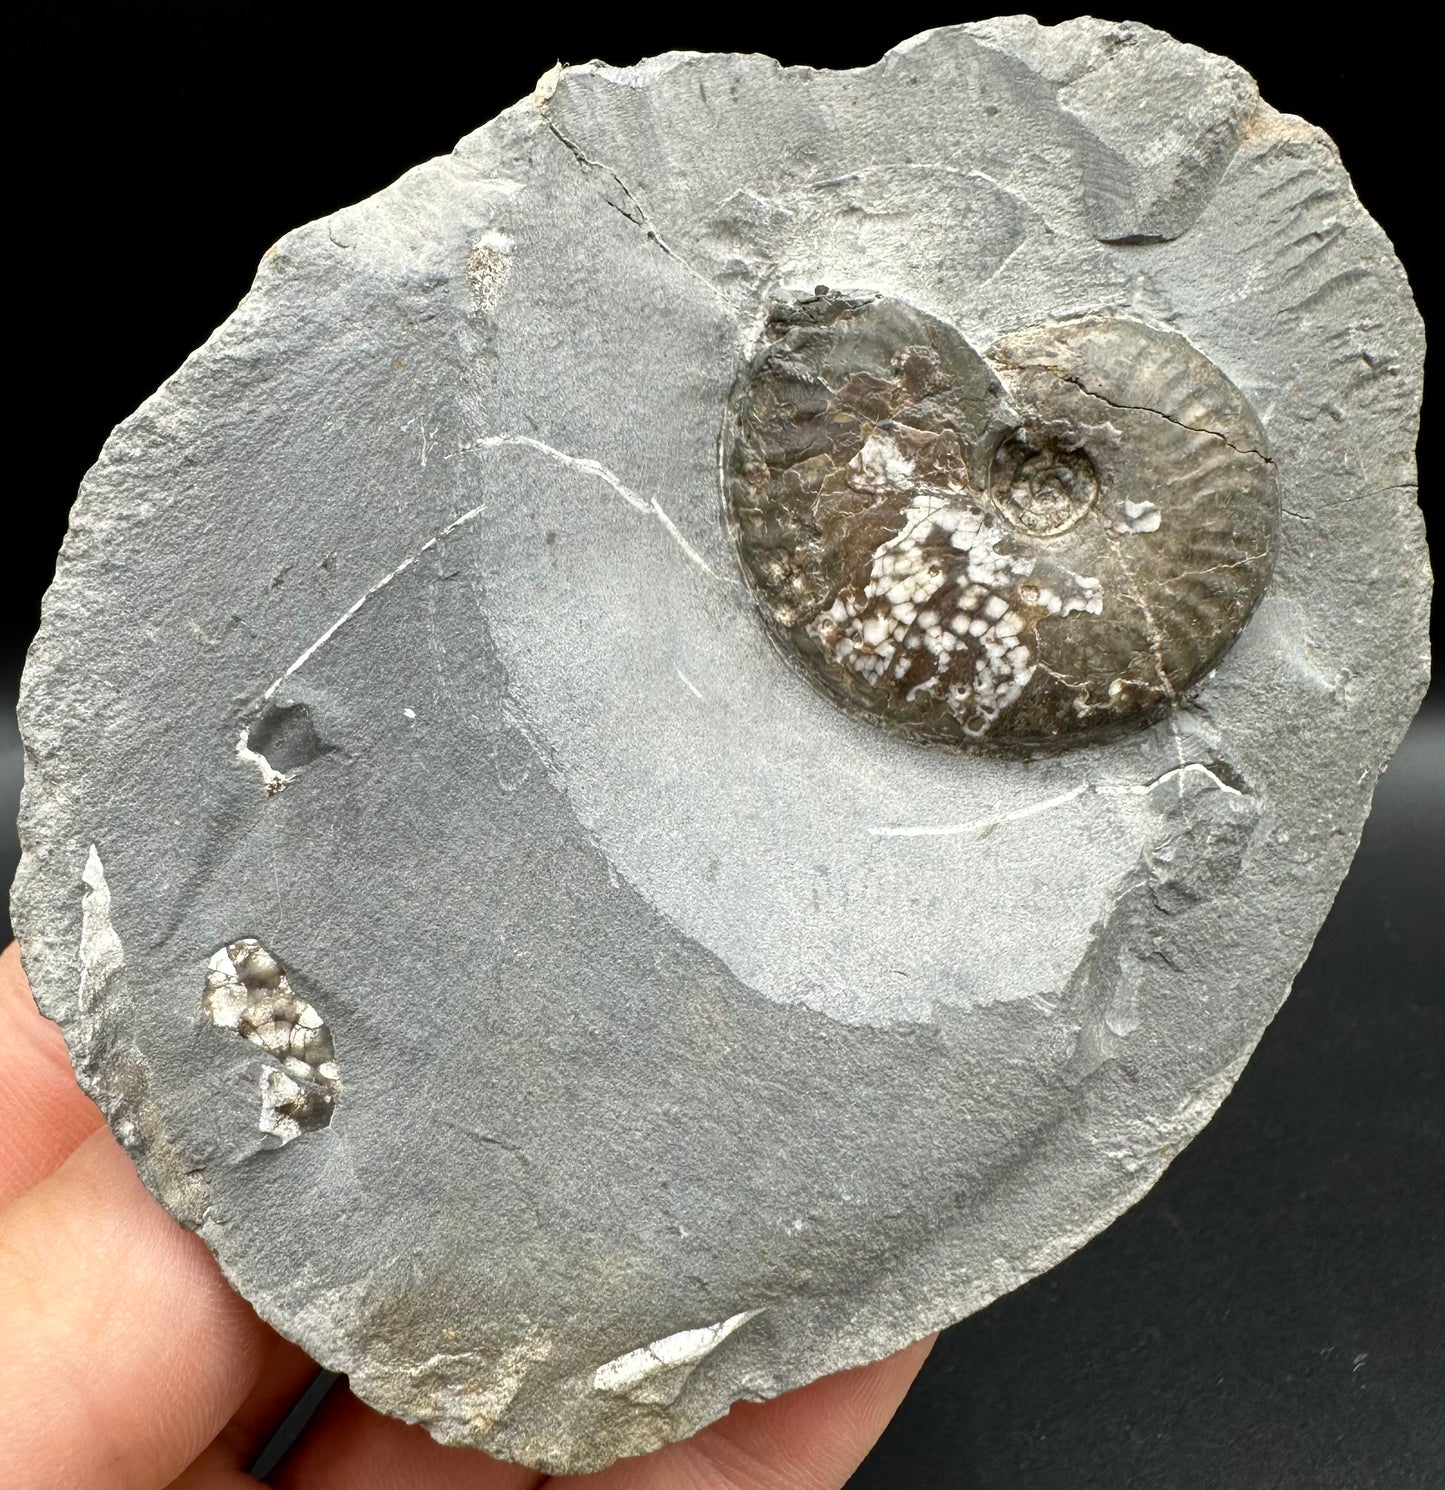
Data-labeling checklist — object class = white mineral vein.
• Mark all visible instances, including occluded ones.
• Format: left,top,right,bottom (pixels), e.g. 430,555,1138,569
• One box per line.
871,762,1243,839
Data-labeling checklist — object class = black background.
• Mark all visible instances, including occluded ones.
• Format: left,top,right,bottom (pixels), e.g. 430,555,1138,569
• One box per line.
7,7,1441,1487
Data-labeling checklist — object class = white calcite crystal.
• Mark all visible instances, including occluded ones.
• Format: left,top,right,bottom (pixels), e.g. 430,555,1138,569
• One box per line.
13,18,1428,1473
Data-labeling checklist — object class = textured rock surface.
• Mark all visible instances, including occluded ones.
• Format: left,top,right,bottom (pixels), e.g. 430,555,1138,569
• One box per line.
12,17,1428,1473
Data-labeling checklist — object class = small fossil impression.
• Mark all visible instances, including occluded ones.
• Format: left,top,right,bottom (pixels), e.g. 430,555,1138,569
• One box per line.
203,938,341,1144
724,291,1280,750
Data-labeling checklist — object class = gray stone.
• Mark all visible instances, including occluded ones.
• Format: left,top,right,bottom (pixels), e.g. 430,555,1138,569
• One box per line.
12,17,1428,1474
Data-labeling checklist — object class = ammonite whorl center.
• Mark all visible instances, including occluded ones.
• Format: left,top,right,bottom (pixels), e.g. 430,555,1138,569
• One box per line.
990,434,1100,538
723,291,1280,751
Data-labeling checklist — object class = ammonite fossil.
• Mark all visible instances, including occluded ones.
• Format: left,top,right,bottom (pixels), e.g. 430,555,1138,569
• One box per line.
724,291,1279,750
14,17,1428,1478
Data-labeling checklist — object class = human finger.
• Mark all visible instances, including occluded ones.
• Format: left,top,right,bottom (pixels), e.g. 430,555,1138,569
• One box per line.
165,1334,320,1488
0,1128,275,1490
546,1336,936,1490
0,941,104,1204
268,1383,544,1490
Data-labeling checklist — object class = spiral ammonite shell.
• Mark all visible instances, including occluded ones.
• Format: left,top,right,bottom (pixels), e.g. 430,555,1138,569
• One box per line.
724,291,1279,750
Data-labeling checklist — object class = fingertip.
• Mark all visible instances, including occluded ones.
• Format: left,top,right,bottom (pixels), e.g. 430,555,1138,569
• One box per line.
694,1335,938,1489
0,1128,273,1490
0,941,105,1205
268,1384,543,1490
549,1334,938,1490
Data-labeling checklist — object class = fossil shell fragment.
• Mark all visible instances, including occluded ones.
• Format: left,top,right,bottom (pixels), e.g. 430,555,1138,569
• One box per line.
202,937,342,1144
725,292,1279,749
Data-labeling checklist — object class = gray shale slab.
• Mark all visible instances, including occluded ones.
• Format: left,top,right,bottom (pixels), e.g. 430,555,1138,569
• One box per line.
12,17,1429,1473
